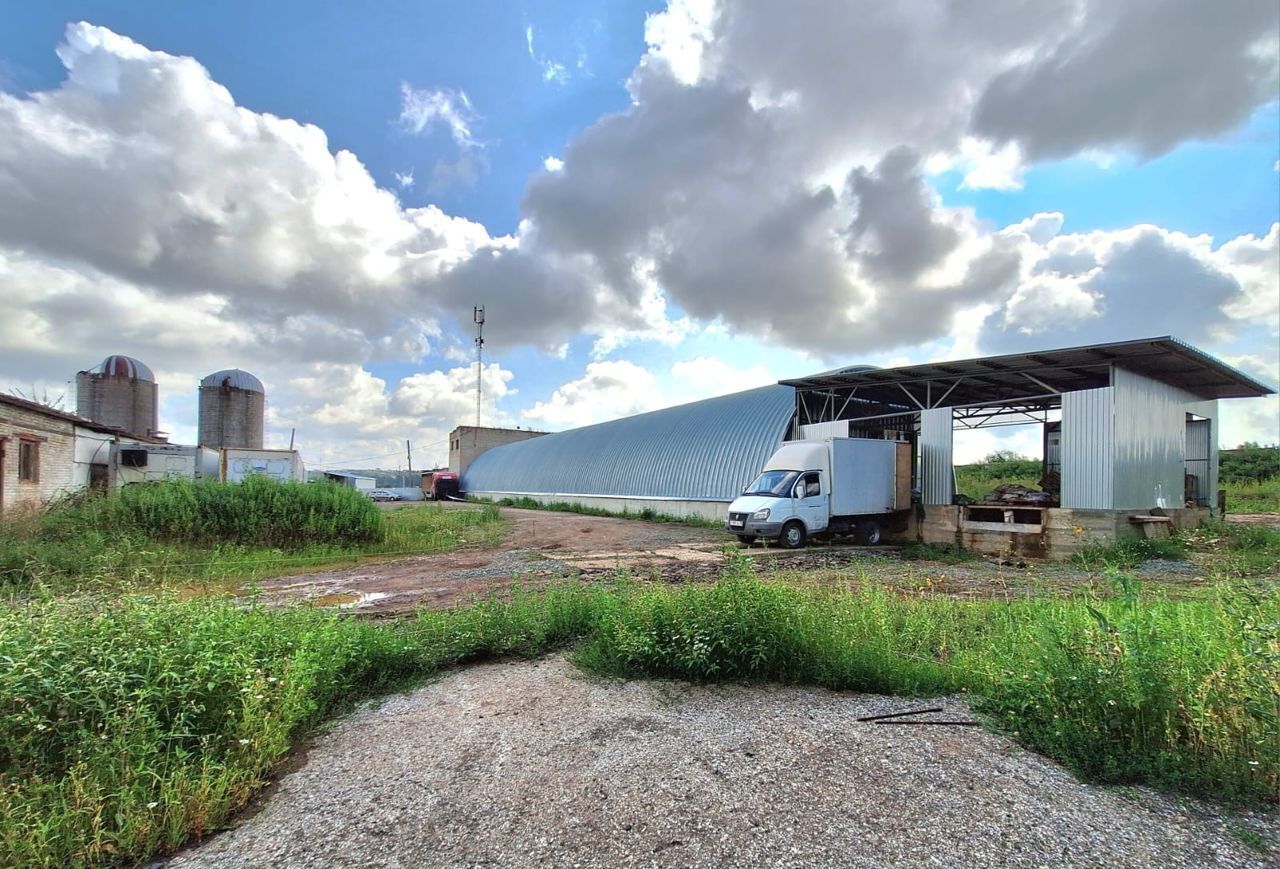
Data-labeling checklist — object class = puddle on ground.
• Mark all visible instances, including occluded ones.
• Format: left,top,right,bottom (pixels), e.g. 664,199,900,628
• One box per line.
312,591,392,608
313,592,361,607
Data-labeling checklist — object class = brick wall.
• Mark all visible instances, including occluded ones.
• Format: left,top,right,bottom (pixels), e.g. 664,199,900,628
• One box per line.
448,426,547,476
0,402,77,514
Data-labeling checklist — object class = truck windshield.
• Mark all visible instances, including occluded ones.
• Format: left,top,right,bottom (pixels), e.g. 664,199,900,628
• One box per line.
743,470,799,497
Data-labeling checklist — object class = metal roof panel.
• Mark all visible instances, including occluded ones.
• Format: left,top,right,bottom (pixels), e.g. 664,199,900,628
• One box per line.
462,385,796,500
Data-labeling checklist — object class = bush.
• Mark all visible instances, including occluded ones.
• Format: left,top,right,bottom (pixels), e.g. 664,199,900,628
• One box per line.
41,477,385,548
0,485,505,592
1220,444,1280,485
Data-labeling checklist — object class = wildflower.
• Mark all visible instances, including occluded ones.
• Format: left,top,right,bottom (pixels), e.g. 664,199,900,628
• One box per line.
239,739,250,745
147,802,158,809
1107,700,1116,706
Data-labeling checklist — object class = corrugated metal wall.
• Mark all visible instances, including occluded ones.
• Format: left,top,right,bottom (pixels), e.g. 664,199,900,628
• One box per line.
1061,387,1114,508
798,420,849,440
1112,368,1200,509
919,408,953,505
462,385,796,501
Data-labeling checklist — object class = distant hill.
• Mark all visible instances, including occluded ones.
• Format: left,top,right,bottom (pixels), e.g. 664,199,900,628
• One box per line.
308,469,424,487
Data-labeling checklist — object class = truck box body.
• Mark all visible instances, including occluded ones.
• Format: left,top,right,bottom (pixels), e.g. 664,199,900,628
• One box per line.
761,438,907,516
831,438,899,515
114,443,220,486
221,448,306,484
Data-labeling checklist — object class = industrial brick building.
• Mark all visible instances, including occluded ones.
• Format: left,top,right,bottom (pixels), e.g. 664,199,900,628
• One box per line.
0,394,141,513
449,425,547,476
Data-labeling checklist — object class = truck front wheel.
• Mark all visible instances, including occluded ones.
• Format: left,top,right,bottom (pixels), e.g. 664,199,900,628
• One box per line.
853,520,882,545
780,520,807,549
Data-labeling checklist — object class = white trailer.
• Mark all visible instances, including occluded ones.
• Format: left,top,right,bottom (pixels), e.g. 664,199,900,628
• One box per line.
322,471,376,492
726,438,911,548
114,443,221,487
221,448,306,484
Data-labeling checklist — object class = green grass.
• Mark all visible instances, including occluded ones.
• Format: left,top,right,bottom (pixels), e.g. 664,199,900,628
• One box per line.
2,559,1276,866
1071,536,1189,571
471,494,722,528
1225,478,1280,514
0,583,602,866
1070,520,1280,578
0,480,505,593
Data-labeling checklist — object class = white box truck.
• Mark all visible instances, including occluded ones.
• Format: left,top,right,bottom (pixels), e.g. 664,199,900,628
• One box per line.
726,438,911,548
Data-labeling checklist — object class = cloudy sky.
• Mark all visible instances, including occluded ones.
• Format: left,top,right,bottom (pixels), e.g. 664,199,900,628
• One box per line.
1,0,1276,470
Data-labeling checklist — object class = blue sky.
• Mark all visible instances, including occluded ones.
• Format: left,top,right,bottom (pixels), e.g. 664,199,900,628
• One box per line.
0,1,659,235
935,106,1280,242
0,2,1276,467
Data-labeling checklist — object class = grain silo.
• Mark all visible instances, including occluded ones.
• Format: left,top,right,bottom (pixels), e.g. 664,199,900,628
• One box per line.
198,369,265,449
76,354,159,437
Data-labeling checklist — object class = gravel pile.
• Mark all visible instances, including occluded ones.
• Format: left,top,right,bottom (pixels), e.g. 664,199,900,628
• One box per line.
167,657,1274,868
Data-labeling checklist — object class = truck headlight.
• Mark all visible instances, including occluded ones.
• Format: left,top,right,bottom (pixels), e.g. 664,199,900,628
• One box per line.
752,507,770,520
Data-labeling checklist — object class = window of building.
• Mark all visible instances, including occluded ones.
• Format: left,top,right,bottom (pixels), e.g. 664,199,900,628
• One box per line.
18,440,39,483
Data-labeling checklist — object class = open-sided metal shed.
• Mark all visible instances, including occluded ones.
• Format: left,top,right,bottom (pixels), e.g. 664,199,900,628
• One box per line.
780,336,1273,511
779,337,1273,557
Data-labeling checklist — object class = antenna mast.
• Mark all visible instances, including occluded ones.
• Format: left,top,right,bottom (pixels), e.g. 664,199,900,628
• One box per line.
473,305,485,429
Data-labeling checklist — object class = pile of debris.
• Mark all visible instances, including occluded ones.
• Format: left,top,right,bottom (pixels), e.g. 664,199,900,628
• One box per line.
980,483,1056,507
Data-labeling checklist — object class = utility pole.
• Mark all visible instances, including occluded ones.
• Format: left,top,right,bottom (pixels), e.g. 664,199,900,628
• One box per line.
473,305,485,431
406,439,413,473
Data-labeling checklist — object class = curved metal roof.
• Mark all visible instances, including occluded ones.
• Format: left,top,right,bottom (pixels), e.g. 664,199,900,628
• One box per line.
92,355,154,381
200,368,264,393
462,385,796,501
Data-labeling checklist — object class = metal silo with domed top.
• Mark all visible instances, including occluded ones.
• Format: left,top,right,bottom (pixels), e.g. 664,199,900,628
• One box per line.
198,368,265,449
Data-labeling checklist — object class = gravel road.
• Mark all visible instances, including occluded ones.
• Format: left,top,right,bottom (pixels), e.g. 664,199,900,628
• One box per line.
167,657,1274,869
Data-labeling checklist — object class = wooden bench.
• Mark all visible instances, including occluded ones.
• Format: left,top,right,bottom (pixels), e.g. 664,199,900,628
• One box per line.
1129,515,1173,539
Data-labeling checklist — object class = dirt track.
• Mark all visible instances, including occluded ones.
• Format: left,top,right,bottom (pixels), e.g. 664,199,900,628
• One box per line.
250,505,732,614
245,504,1273,614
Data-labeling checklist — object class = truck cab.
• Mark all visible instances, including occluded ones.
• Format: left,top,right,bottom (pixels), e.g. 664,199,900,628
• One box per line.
726,442,830,548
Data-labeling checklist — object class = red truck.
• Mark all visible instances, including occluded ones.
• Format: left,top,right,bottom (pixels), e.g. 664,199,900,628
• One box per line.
420,470,460,501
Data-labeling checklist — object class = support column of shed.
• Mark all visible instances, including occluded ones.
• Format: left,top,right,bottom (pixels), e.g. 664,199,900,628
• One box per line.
919,407,953,505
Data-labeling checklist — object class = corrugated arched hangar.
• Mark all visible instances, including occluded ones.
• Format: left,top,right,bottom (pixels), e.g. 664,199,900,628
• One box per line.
461,385,796,520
